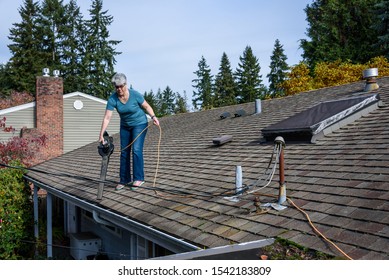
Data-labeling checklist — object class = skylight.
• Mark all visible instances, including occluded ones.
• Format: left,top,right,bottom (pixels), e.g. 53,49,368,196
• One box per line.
261,94,381,143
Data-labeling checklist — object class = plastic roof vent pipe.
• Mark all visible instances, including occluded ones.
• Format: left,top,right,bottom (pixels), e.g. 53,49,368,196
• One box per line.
235,165,243,194
255,99,262,114
363,68,379,92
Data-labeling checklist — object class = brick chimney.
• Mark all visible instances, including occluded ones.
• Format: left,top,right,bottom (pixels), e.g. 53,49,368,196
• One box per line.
35,75,64,161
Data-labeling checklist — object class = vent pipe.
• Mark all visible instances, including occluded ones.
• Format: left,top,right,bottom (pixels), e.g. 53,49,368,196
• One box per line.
53,70,60,77
274,136,286,205
42,68,50,77
255,99,262,114
235,165,243,194
363,68,379,92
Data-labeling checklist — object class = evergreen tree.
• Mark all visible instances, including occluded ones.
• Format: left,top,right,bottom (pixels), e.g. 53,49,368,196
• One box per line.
7,0,44,93
144,89,160,116
235,46,265,103
83,0,121,99
175,91,189,114
0,63,13,95
214,52,237,107
267,39,289,97
39,0,67,70
300,0,380,69
155,88,163,116
60,0,87,93
192,56,213,110
159,86,176,116
372,0,389,59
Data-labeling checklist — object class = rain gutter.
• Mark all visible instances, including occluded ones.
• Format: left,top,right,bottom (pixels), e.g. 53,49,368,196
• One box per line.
25,175,200,254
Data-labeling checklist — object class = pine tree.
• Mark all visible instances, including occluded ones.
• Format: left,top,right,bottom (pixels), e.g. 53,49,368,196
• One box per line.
235,46,265,103
39,0,67,70
192,56,213,110
83,0,121,99
214,52,237,107
0,63,13,95
60,0,87,92
7,0,45,93
267,39,289,97
175,91,189,114
144,89,160,116
372,0,389,59
159,86,176,116
300,0,380,69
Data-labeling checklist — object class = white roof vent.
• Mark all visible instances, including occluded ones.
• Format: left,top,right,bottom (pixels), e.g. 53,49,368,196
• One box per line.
363,68,379,92
42,68,50,77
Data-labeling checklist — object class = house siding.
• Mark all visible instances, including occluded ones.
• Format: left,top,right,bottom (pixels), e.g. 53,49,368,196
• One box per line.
0,104,35,141
63,94,120,153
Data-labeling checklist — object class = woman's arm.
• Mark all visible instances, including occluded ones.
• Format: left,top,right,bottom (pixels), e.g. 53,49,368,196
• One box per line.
142,100,160,126
99,110,113,142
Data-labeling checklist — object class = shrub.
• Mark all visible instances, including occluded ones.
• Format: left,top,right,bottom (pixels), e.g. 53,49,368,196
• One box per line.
0,160,34,259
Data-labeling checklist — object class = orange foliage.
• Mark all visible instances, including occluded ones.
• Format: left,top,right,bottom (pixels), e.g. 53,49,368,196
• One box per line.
281,62,314,96
281,56,389,95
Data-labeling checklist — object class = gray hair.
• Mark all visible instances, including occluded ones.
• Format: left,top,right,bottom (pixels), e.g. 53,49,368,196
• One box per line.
111,73,127,86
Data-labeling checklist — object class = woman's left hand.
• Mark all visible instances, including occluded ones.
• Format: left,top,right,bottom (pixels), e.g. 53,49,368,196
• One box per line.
153,117,160,126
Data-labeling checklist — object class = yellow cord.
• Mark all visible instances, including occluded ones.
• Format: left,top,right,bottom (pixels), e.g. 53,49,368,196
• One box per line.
251,192,353,260
119,123,152,152
287,197,353,260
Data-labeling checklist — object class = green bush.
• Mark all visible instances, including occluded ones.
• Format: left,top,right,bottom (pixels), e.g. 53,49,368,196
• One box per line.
0,161,34,259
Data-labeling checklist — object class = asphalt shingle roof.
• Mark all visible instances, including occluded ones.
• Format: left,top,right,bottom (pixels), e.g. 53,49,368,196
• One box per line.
25,77,389,259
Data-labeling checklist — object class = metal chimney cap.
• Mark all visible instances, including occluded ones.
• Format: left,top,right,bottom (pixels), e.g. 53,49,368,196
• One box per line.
53,70,60,77
42,68,50,77
363,68,378,79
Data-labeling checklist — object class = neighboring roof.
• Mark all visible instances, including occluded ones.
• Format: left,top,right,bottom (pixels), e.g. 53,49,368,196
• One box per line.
25,77,389,260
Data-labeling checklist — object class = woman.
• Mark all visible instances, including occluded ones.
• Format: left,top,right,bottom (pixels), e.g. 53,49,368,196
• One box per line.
99,73,159,190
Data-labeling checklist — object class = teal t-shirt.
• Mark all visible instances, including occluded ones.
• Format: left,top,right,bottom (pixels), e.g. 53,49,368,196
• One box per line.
106,89,147,127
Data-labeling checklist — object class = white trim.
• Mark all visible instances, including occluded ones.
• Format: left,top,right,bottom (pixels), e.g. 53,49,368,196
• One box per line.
152,238,275,260
63,92,107,104
0,92,107,116
0,102,35,115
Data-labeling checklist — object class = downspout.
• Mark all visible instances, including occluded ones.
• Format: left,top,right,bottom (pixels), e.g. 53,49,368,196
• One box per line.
93,210,115,226
47,193,53,258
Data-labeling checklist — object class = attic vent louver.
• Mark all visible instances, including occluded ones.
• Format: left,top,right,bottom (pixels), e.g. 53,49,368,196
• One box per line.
262,94,380,143
220,112,231,119
234,109,246,117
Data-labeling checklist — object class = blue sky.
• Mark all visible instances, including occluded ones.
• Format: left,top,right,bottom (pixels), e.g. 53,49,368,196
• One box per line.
0,0,312,106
